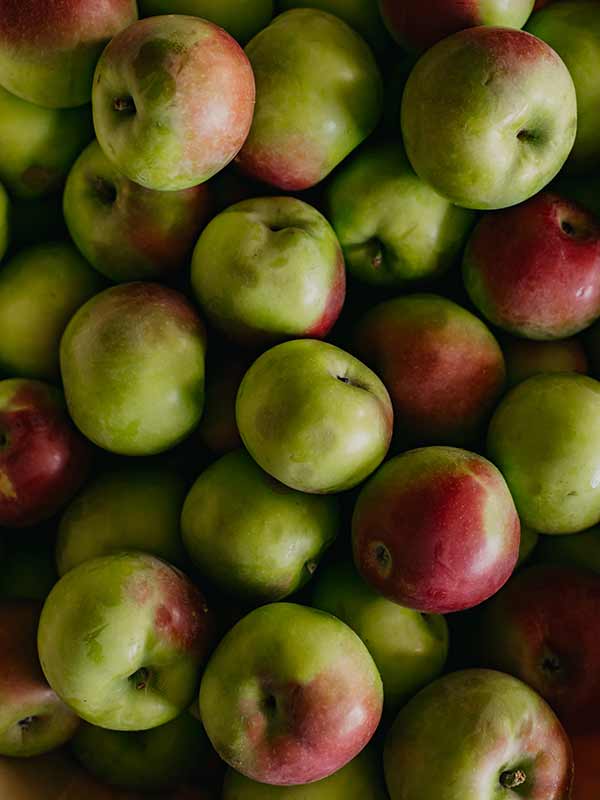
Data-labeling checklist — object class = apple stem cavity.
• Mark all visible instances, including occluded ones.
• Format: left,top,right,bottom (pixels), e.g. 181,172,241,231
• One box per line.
17,716,36,729
92,177,117,206
500,769,527,789
113,96,136,114
130,667,150,690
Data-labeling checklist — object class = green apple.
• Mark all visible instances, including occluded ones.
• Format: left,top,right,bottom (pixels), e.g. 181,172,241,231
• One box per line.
181,449,340,602
38,552,214,731
401,27,577,209
487,373,600,533
236,339,393,493
0,243,103,381
312,561,448,712
0,182,9,263
191,197,345,345
0,535,57,601
535,525,600,573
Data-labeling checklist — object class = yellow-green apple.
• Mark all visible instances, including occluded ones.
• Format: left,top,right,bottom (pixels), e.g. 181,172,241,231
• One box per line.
196,351,248,455
312,561,448,712
0,602,79,757
463,193,600,339
535,525,600,573
191,197,345,346
38,552,214,731
0,380,91,528
571,731,600,800
384,669,573,800
64,140,213,282
92,16,255,191
0,243,103,381
236,10,382,191
353,447,520,614
502,336,588,388
181,449,339,602
0,182,8,263
0,0,138,108
60,283,207,456
401,27,577,210
0,85,93,198
199,602,383,785
487,373,600,533
479,565,600,734
0,535,57,601
56,465,188,576
236,339,393,493
354,294,505,448
527,1,600,173
138,1,274,44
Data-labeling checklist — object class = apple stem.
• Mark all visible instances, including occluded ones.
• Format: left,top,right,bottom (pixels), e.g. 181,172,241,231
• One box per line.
500,769,527,789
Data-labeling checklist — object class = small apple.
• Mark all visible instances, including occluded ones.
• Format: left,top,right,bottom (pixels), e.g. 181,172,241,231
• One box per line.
502,336,588,388
535,525,600,573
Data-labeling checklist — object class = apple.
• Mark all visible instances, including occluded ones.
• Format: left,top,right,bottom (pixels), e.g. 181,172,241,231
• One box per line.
479,564,600,734
0,534,57,601
401,27,577,210
0,242,103,381
0,601,79,757
181,449,339,603
463,193,600,339
0,0,138,108
527,1,600,174
571,731,600,800
138,1,274,44
38,552,214,731
196,351,248,455
502,336,588,388
199,602,383,785
384,669,573,800
353,294,506,448
236,339,393,493
236,9,382,191
92,16,255,191
487,373,600,533
0,379,91,528
191,197,345,346
312,561,448,712
60,282,207,456
64,140,213,282
0,182,8,263
535,525,600,573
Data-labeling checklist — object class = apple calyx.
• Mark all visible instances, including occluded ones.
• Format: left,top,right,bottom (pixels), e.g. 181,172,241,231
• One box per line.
92,177,117,206
130,666,151,691
17,716,37,730
500,768,527,789
113,96,136,114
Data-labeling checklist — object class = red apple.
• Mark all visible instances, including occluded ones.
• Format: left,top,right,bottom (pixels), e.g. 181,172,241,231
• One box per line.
502,335,588,388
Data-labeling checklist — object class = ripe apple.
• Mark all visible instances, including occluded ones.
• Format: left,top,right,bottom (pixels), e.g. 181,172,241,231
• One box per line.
236,9,382,191
199,602,383,785
0,182,8,263
401,27,577,210
0,243,103,381
64,140,213,282
502,336,588,388
236,339,393,493
0,379,91,528
535,525,600,573
191,197,345,345
60,282,207,456
487,373,600,533
92,16,255,191
384,669,573,800
38,552,214,731
0,0,138,108
0,534,57,601
0,601,79,757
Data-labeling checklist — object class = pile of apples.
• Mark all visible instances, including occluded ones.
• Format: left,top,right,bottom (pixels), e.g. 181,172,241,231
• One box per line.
1,0,600,798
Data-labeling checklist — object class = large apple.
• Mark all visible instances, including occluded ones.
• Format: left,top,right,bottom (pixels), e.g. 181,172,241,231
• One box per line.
535,525,600,573
0,0,138,108
487,373,600,533
236,10,382,191
64,140,213,282
384,669,573,799
92,16,255,191
236,339,393,493
199,602,383,785
38,552,214,731
401,27,577,210
502,335,588,388
60,283,207,456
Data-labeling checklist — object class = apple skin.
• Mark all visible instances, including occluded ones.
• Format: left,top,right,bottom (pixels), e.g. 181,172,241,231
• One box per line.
354,294,506,448
92,16,255,192
60,282,207,456
0,379,91,528
384,669,573,800
191,197,345,346
479,564,600,734
64,140,213,282
199,602,383,786
535,525,600,573
0,0,138,108
571,731,600,800
502,336,588,389
0,182,9,263
38,552,214,731
487,373,600,533
236,9,382,191
463,193,600,340
527,1,600,174
312,561,448,712
401,27,577,210
0,602,80,757
0,243,103,381
236,339,393,494
0,535,58,601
